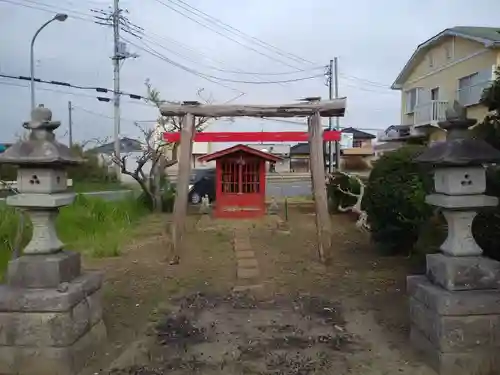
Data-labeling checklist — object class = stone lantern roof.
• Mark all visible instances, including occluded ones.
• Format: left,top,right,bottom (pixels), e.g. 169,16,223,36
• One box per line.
0,106,82,166
414,101,500,166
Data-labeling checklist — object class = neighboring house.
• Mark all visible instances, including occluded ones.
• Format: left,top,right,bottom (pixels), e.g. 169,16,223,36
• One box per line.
246,144,290,173
88,137,146,183
391,26,500,144
373,141,405,159
289,128,376,172
340,127,376,170
165,142,216,174
289,143,315,172
378,125,426,143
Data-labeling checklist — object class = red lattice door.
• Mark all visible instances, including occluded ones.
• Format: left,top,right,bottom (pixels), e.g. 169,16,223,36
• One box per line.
221,155,260,194
241,159,260,194
217,154,265,218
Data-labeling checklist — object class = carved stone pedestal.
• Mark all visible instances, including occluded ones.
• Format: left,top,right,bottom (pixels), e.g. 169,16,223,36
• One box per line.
408,254,500,374
0,251,106,375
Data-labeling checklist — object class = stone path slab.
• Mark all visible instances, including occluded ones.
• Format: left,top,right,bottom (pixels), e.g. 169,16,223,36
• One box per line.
237,267,260,279
237,258,259,269
235,250,255,259
233,225,262,292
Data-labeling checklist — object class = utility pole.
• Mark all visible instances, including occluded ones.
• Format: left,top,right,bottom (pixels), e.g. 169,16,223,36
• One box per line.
68,100,73,147
334,57,341,172
112,0,121,180
327,59,334,173
92,2,141,180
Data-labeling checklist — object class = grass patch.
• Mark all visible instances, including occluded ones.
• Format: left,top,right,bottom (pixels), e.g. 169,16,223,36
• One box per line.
0,194,148,278
72,180,129,192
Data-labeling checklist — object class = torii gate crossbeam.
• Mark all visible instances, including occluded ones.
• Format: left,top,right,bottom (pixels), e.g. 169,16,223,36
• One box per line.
162,130,341,143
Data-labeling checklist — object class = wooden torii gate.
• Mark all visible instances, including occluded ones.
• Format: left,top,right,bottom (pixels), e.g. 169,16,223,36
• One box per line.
160,97,347,264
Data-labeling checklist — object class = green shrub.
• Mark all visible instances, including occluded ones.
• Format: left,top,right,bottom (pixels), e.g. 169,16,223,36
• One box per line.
57,194,146,257
67,144,116,183
137,184,176,213
0,195,147,278
162,185,176,213
473,166,500,261
327,173,360,214
413,211,447,272
364,146,433,255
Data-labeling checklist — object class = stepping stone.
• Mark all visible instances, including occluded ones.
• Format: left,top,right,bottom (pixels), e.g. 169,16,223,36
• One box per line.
233,284,263,292
238,258,259,269
235,250,255,259
237,267,259,279
233,241,252,251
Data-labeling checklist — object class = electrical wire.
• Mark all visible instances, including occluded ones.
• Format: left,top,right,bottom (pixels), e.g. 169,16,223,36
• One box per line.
123,37,245,93
0,73,147,100
126,37,324,85
339,73,391,88
72,105,139,123
0,79,156,108
140,33,324,76
165,0,317,67
5,0,395,92
0,79,104,99
0,0,95,23
150,0,305,70
340,80,398,95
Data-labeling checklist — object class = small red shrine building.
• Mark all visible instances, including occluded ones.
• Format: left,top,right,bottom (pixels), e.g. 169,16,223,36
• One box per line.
198,144,281,219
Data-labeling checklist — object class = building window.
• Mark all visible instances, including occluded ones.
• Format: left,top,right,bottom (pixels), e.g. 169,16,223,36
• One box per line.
428,53,434,68
353,140,362,148
457,69,492,106
405,88,419,114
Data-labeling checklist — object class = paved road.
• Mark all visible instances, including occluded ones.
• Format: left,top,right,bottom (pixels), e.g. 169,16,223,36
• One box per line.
0,180,312,204
267,180,311,197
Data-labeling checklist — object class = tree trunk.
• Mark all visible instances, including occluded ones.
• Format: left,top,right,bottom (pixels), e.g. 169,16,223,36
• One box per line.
152,157,163,213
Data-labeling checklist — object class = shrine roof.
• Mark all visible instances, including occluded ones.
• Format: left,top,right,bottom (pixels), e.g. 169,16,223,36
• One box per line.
198,144,282,163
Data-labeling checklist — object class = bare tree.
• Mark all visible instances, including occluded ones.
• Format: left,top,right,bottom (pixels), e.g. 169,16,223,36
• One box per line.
111,80,213,213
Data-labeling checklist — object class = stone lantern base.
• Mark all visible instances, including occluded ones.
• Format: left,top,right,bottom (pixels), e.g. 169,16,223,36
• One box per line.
0,251,106,375
408,253,500,374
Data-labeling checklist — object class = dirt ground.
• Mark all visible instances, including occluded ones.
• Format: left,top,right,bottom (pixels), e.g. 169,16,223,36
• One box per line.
82,204,434,375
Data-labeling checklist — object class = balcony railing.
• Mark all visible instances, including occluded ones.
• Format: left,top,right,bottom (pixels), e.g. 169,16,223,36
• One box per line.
414,100,448,127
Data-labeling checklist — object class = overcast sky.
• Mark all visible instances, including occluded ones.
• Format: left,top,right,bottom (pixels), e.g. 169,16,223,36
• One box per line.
1,0,500,147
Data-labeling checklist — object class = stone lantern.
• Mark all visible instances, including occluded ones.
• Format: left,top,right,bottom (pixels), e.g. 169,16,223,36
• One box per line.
0,107,106,375
409,101,500,374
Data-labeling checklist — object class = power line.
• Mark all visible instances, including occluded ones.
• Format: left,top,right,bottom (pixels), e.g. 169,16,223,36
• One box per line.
72,105,139,123
0,73,146,100
17,0,93,18
140,33,323,76
126,36,324,85
340,80,397,94
0,78,156,108
339,73,390,88
0,79,104,99
0,0,95,23
165,0,316,67
123,36,244,93
150,0,304,70
5,0,394,91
